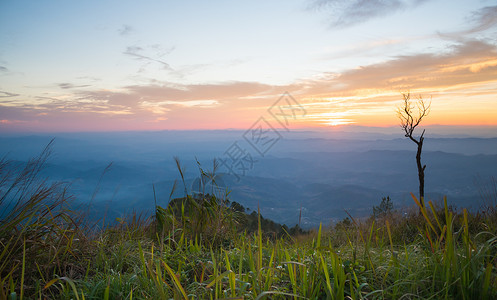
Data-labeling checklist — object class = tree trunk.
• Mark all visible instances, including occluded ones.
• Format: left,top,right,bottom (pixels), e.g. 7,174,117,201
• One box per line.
416,137,426,207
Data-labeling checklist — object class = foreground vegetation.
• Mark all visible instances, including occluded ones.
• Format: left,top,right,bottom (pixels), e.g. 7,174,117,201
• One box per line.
1,148,497,299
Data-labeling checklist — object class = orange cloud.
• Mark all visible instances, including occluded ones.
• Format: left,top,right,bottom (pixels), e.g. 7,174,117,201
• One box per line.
289,40,497,127
1,40,497,131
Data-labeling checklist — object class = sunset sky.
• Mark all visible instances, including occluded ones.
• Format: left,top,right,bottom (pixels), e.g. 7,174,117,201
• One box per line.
1,0,496,132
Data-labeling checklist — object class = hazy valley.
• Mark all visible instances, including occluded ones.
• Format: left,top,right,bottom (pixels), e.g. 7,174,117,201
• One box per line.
2,129,496,228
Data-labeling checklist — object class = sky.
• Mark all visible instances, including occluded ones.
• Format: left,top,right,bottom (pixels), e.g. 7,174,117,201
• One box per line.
0,0,496,132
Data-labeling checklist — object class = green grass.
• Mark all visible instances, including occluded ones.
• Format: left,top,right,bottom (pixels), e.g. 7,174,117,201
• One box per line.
1,151,497,299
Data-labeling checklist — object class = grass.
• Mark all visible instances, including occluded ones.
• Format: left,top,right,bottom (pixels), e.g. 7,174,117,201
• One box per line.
1,150,497,299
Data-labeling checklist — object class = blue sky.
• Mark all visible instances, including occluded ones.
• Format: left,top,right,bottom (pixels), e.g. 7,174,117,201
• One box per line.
1,0,496,131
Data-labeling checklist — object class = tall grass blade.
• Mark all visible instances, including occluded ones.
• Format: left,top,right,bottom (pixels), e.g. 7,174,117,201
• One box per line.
161,260,188,300
20,239,25,300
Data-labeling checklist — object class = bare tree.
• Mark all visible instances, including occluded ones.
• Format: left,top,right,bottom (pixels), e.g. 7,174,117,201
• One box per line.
397,93,431,207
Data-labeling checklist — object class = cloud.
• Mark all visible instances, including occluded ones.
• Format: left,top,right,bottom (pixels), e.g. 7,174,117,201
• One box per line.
74,40,496,127
467,6,497,34
300,40,497,96
76,90,141,107
67,81,276,119
58,83,91,89
58,83,75,89
0,80,282,131
125,81,276,102
439,6,497,39
118,24,133,36
123,45,173,71
0,66,8,72
283,39,497,126
3,38,497,131
310,0,429,28
0,91,19,98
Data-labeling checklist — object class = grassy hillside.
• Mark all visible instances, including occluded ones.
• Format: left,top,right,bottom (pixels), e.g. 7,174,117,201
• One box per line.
1,148,497,299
